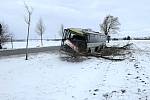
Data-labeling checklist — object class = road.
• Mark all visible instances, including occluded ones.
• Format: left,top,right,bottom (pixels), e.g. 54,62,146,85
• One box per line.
0,46,60,57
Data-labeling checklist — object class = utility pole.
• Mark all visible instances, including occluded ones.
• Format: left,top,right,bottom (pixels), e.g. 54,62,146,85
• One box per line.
11,36,13,49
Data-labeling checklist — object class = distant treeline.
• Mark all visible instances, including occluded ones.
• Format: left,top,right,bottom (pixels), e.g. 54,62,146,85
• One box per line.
112,36,150,40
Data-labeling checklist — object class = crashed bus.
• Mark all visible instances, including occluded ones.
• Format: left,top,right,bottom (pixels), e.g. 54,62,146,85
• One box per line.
60,28,107,55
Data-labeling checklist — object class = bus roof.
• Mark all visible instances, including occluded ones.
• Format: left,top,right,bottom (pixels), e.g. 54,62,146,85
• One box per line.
66,28,103,36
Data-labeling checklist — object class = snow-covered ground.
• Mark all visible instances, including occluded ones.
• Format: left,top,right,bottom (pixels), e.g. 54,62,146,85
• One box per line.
0,40,150,100
3,40,61,49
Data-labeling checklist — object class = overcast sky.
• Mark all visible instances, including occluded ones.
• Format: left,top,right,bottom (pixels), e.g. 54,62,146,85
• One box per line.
0,0,150,39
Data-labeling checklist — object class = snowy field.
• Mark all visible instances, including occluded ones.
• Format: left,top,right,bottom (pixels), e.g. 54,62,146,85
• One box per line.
0,40,150,100
3,40,61,49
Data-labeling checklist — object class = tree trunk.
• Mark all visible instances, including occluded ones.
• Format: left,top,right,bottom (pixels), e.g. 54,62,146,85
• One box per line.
41,33,43,46
24,3,33,60
25,23,30,60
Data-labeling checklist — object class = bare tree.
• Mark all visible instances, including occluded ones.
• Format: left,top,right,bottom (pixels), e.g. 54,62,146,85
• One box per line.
24,2,33,60
0,22,11,49
35,18,45,46
100,15,120,43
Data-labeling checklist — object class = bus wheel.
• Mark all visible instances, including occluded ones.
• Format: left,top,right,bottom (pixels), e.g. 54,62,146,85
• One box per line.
95,47,99,52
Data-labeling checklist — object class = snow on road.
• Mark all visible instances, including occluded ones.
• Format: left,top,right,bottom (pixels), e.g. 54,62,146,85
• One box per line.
0,40,150,100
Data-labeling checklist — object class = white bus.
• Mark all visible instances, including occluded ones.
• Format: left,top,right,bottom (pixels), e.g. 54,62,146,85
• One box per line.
60,28,107,53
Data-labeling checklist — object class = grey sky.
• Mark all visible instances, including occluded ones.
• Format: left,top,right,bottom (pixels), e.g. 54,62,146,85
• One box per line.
0,0,150,39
